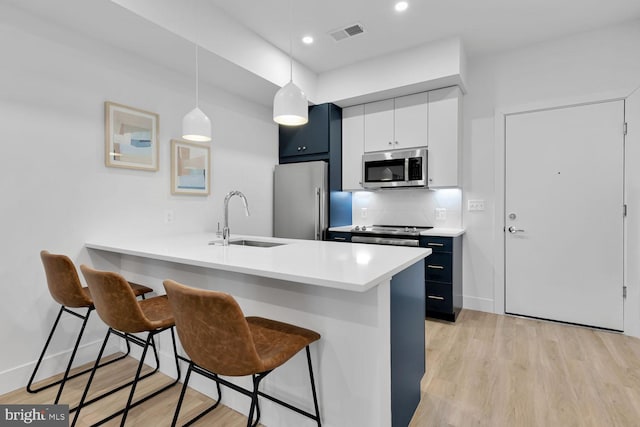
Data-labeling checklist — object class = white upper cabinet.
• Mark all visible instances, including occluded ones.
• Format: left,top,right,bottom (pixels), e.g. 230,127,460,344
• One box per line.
363,99,395,152
427,86,462,187
342,105,365,190
363,93,428,152
393,92,429,149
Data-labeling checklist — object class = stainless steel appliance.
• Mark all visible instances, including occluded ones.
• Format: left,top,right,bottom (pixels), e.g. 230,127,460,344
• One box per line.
350,224,433,246
362,148,428,189
274,161,328,240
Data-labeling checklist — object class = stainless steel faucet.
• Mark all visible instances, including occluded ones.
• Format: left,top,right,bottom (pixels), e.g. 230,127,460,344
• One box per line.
223,190,250,246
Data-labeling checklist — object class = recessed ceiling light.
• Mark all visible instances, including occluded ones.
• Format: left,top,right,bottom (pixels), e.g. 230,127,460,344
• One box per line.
395,1,408,12
302,36,314,44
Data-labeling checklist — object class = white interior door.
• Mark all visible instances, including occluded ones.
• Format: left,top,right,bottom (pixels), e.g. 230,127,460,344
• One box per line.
505,100,625,330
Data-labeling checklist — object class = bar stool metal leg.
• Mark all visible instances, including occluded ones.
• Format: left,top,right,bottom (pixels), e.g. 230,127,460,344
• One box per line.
171,362,222,427
27,306,137,402
71,326,181,427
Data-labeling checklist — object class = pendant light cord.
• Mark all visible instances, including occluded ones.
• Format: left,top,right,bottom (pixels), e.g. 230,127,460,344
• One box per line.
195,43,199,107
289,0,293,82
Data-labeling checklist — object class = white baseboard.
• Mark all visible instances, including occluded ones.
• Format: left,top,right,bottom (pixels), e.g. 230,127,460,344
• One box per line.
463,295,496,314
0,339,120,396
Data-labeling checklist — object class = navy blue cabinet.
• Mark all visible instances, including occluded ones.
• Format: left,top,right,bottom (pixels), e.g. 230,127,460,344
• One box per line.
420,235,462,322
279,104,332,158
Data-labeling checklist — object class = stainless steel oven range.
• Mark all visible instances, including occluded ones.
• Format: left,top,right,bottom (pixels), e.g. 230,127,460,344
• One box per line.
350,224,433,247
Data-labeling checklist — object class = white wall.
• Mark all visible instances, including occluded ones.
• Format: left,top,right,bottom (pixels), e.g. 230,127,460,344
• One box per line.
462,20,640,320
0,7,277,393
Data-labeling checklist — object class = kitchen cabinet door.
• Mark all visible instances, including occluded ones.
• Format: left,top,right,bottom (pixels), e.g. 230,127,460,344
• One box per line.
427,86,461,187
364,99,394,152
342,105,365,190
279,104,330,158
394,92,428,149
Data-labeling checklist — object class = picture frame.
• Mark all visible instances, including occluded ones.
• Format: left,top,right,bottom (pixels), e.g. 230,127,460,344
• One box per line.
105,101,159,171
170,139,210,196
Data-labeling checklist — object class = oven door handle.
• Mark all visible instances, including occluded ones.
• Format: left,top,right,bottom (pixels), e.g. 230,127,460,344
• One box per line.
351,236,419,247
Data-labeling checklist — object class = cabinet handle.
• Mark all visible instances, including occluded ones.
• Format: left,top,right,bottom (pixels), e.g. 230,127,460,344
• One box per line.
394,141,399,145
333,237,346,241
427,243,444,247
388,141,393,145
427,295,445,300
302,146,307,150
297,146,302,151
427,264,445,270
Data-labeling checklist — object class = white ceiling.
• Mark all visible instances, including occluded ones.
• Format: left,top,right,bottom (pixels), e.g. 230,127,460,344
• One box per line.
210,0,640,73
7,0,640,108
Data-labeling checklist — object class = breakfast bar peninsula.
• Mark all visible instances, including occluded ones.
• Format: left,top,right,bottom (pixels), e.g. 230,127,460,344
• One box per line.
85,232,430,427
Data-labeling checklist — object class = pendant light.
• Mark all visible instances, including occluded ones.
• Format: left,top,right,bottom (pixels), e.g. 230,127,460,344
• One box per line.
273,0,308,126
183,43,212,142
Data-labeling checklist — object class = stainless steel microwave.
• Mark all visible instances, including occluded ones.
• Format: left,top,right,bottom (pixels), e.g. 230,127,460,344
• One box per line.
362,148,428,189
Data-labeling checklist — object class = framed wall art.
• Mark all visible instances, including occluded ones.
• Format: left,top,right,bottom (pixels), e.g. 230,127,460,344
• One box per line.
105,101,159,171
170,139,210,196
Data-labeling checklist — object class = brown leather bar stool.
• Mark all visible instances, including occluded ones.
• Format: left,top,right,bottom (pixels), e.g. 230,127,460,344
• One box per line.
163,279,322,427
71,265,181,427
27,251,153,408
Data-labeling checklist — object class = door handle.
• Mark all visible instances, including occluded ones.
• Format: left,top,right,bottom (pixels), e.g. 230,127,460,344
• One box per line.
508,226,525,234
314,187,320,240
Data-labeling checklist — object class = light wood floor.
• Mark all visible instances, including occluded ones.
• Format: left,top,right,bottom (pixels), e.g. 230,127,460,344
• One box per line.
4,309,640,426
0,353,255,426
410,309,640,427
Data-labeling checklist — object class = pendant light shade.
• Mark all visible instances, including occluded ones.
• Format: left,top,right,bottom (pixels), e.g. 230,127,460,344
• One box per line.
182,107,212,142
273,0,308,126
273,81,308,126
182,43,212,142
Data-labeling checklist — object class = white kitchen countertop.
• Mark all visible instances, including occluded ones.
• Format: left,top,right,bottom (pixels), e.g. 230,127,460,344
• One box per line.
328,225,465,237
85,233,430,293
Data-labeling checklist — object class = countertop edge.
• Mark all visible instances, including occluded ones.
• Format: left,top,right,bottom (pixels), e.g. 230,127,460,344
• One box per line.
85,239,430,293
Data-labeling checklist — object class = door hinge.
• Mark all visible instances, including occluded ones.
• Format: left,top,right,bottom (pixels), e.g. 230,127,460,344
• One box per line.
624,122,628,136
624,204,628,217
623,285,627,298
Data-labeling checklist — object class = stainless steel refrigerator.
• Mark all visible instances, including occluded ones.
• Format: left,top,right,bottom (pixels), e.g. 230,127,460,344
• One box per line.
274,161,328,240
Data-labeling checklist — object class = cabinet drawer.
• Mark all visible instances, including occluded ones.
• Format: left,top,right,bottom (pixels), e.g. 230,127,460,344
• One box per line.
326,231,351,242
421,236,452,253
425,252,452,283
425,282,452,313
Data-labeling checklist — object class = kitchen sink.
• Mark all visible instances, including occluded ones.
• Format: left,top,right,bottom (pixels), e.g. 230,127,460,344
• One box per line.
230,239,285,248
209,239,286,248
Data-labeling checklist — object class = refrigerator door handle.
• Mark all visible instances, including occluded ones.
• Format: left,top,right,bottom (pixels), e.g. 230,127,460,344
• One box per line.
314,187,321,240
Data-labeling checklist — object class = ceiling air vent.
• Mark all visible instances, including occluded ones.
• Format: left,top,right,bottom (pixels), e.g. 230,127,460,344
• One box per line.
329,23,365,42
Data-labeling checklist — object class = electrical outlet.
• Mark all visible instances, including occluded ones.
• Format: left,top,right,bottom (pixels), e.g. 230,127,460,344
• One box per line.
165,210,175,223
361,208,368,219
468,200,485,212
435,208,447,220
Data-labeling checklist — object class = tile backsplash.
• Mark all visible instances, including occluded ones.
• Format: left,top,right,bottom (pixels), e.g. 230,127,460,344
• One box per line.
351,188,462,228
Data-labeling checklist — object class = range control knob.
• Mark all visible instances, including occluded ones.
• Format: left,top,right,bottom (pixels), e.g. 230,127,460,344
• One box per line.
361,226,367,231
354,226,360,231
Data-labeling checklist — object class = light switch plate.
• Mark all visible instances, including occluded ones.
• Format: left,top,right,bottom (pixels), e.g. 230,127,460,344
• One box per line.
468,200,485,211
435,208,447,220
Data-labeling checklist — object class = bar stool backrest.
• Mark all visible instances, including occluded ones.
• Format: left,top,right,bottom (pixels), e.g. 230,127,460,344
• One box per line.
40,251,93,308
80,265,154,333
163,279,263,376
